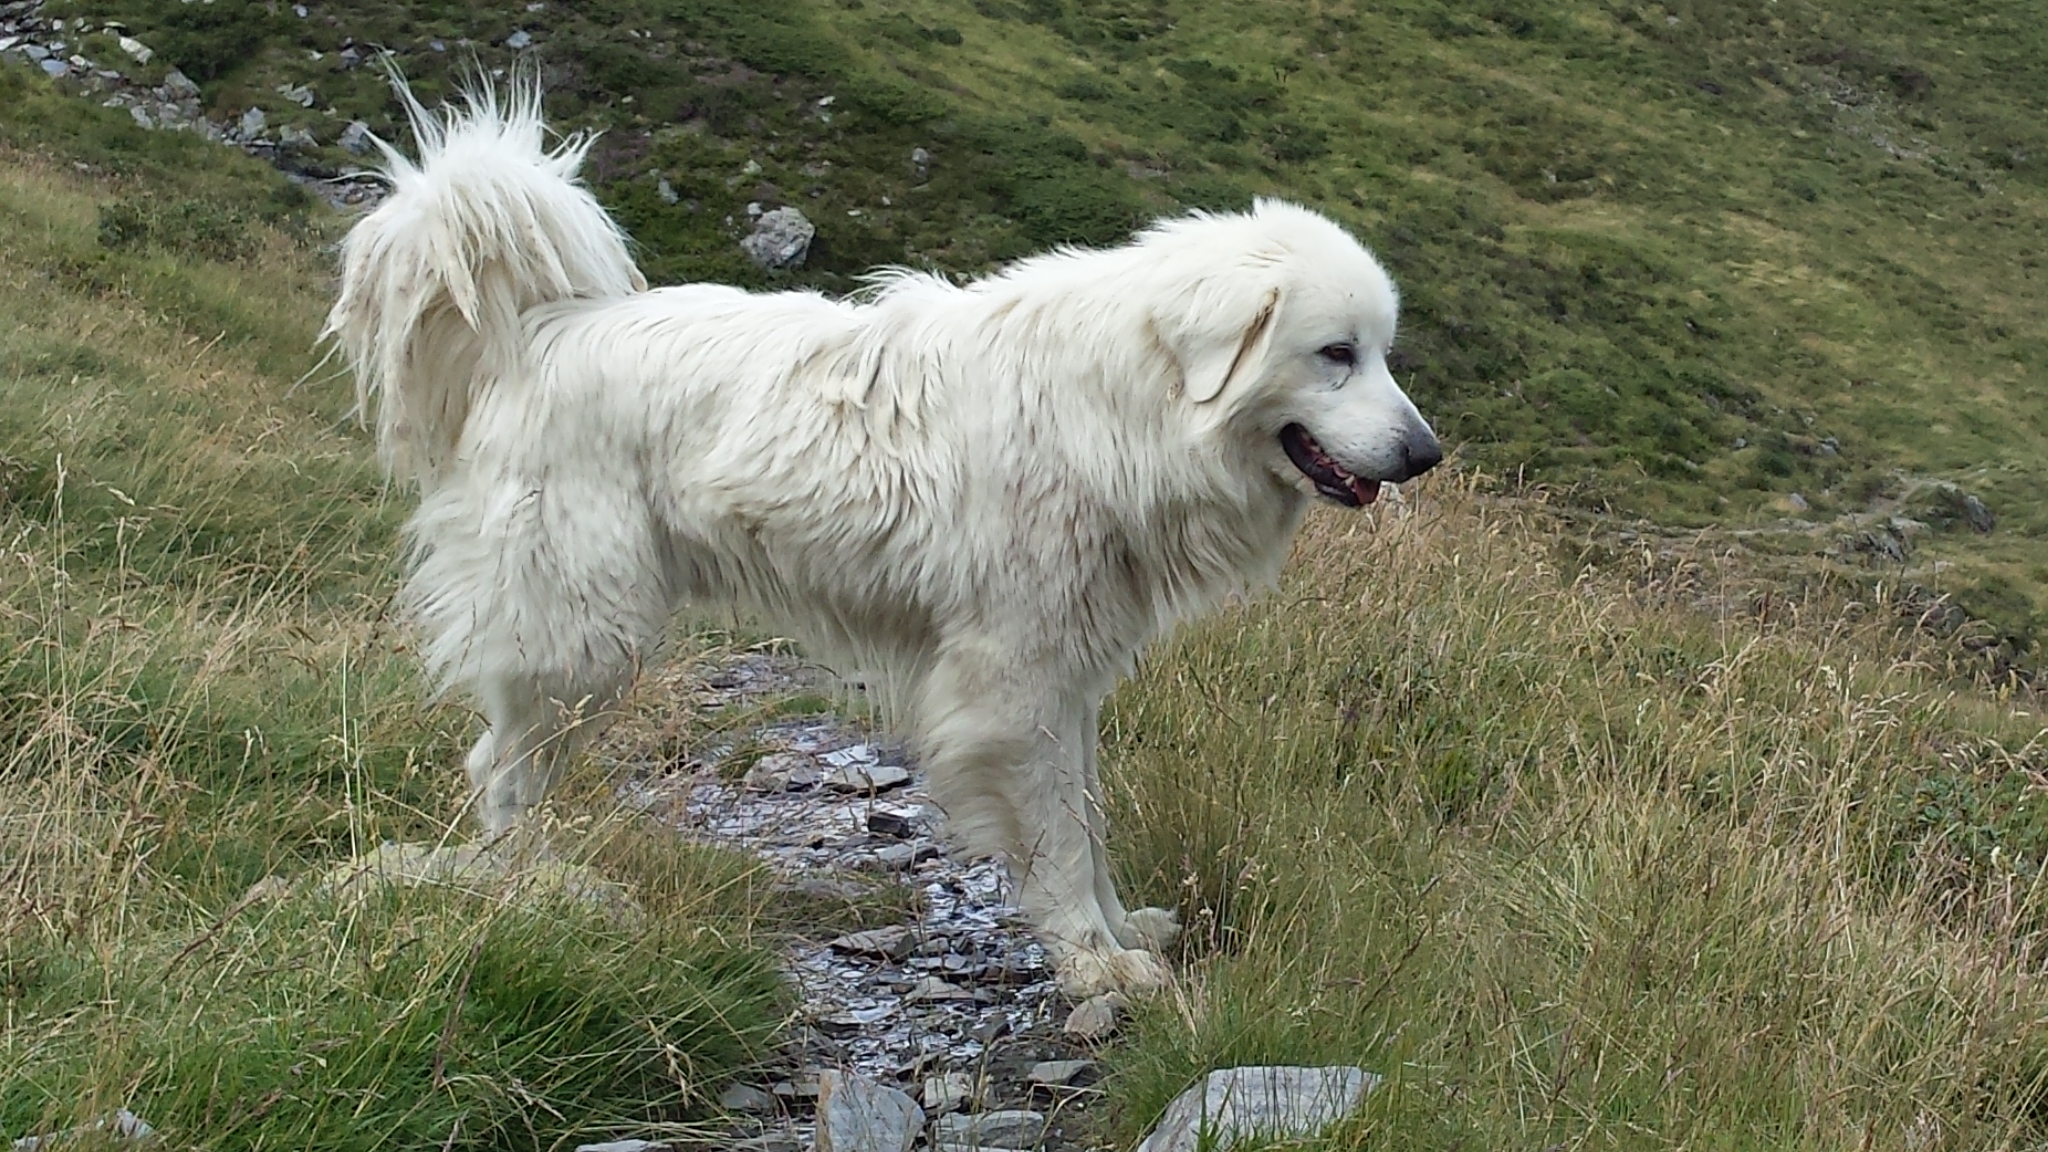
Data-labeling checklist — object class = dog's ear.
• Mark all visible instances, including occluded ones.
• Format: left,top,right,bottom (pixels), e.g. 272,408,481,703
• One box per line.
1176,285,1282,404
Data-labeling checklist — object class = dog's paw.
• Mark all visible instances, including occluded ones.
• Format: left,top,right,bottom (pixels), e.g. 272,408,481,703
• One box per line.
1056,945,1172,1000
1116,906,1182,951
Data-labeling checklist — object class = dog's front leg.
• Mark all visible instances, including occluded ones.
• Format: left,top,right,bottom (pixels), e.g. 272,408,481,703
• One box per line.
918,663,1171,999
1080,696,1181,953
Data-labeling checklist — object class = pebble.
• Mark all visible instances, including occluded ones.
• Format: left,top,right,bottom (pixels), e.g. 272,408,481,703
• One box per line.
717,1083,778,1114
823,763,911,793
505,29,533,49
866,808,921,838
1062,993,1127,1042
930,1110,1046,1150
1025,1059,1094,1088
814,1070,923,1152
11,1109,154,1151
921,1071,975,1114
902,975,974,1003
745,751,822,792
829,926,917,961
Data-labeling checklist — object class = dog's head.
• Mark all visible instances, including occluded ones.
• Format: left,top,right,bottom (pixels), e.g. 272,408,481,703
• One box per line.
1147,199,1442,507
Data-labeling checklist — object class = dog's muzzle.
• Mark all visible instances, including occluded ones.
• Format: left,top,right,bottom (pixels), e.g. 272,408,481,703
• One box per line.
1280,423,1443,507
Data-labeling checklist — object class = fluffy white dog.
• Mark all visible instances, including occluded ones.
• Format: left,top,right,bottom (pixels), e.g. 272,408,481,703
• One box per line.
325,80,1442,998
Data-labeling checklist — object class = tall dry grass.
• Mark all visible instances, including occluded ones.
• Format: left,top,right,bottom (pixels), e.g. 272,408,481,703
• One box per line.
1101,478,2048,1149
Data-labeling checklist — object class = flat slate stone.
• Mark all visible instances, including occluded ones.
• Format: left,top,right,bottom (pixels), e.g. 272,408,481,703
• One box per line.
814,1069,923,1152
828,925,917,961
930,1109,1046,1150
1133,1066,1381,1152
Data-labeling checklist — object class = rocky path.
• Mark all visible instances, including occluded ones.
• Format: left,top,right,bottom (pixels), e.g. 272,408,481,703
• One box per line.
613,652,1119,1152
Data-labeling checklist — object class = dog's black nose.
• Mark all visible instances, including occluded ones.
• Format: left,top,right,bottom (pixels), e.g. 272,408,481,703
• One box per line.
1401,429,1445,480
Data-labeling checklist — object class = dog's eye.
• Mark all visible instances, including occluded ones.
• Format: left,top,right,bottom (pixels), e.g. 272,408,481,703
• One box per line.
1318,343,1358,367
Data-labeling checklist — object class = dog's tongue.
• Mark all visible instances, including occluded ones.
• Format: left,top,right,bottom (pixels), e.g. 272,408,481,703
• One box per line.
1350,476,1381,505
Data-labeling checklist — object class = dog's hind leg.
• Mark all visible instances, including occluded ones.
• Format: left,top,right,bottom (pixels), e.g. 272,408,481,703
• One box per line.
410,479,666,841
465,672,616,839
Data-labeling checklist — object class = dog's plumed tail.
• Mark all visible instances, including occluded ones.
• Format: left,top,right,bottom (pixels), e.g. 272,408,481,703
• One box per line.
323,72,645,489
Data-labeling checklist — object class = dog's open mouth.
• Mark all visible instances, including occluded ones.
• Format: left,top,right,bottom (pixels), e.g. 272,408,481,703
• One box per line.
1280,424,1380,507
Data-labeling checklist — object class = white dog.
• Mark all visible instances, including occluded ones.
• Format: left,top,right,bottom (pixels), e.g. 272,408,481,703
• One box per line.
324,80,1442,998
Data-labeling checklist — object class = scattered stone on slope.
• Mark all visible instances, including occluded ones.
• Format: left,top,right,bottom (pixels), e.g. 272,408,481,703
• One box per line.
813,1070,924,1152
608,654,1122,1152
742,206,815,270
1133,1066,1381,1152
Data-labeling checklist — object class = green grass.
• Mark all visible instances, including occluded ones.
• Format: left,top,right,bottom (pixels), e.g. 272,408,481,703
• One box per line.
0,71,787,1148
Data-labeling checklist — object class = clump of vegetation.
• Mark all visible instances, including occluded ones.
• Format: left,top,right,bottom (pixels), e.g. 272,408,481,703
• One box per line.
1100,484,2048,1148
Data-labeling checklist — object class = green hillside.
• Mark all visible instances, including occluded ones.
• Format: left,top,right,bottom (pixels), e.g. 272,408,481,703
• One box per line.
10,6,2048,1147
29,0,2048,666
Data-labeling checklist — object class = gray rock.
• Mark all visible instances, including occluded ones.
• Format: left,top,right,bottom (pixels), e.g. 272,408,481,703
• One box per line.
1133,1066,1381,1152
1961,492,1996,533
238,106,266,138
745,751,821,792
719,1082,778,1113
814,1069,923,1152
24,42,49,61
922,1071,975,1114
911,146,931,180
823,763,911,793
931,1110,1045,1150
116,34,150,64
12,1109,154,1151
657,176,679,204
162,69,200,99
39,56,65,77
280,125,318,149
339,120,374,155
741,206,815,271
1062,991,1126,1042
574,1142,670,1152
903,975,974,1003
505,29,533,49
128,104,153,129
1026,1059,1094,1088
278,82,316,107
829,925,917,961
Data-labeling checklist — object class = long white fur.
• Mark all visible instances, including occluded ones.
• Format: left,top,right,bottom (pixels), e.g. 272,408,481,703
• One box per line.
324,77,1440,998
